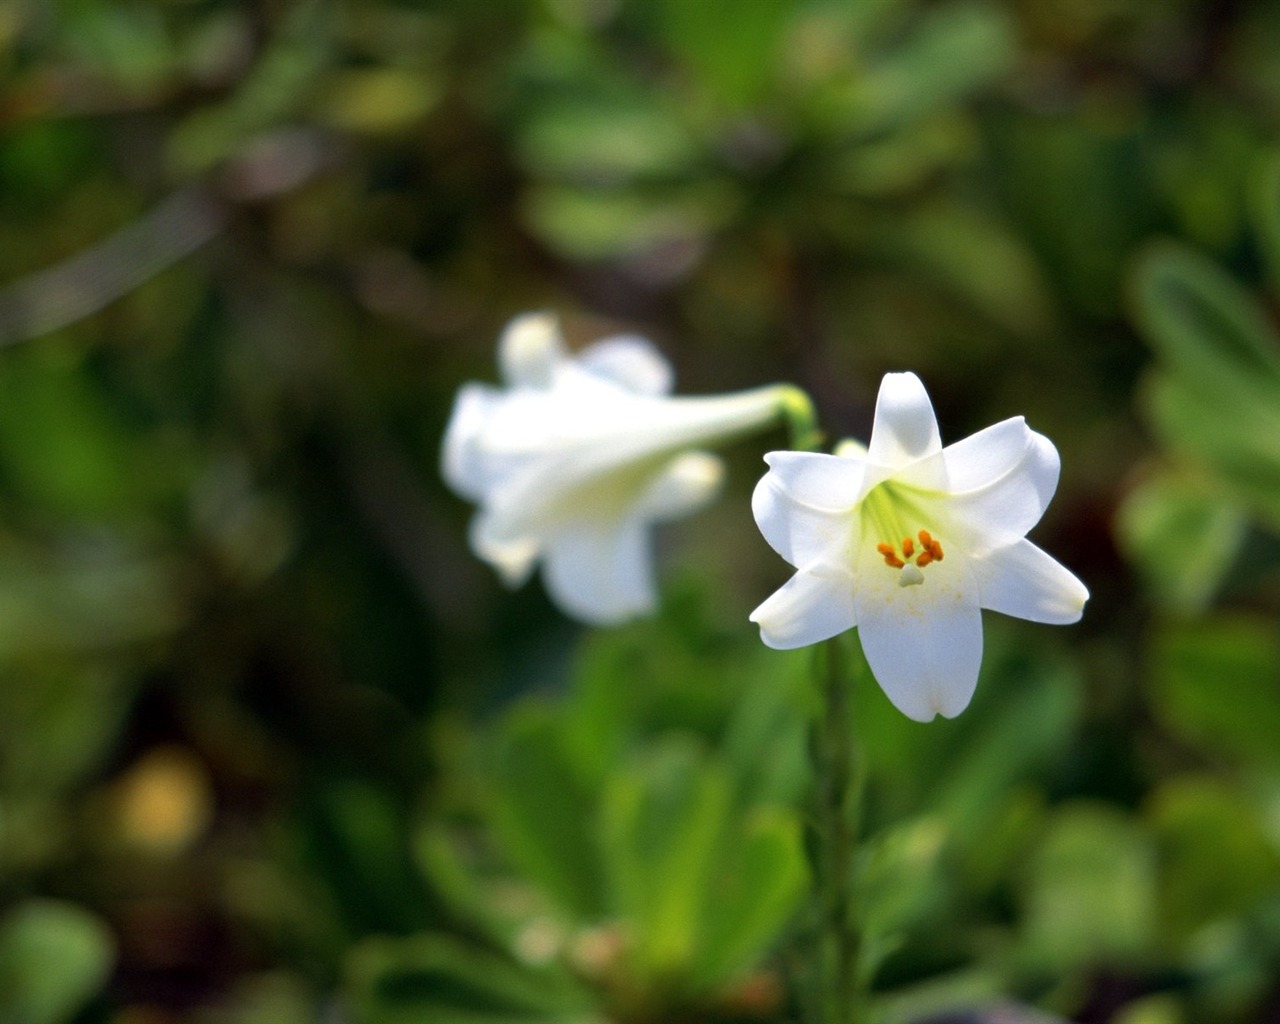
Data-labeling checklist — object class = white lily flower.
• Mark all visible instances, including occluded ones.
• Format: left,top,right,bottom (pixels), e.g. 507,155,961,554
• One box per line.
750,372,1088,722
443,313,790,624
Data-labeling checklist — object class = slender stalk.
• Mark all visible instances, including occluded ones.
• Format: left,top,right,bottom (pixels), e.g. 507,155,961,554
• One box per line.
810,636,863,1024
778,385,823,453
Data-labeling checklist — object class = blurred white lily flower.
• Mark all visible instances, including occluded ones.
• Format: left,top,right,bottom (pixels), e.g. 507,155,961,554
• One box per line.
443,313,790,624
750,372,1088,721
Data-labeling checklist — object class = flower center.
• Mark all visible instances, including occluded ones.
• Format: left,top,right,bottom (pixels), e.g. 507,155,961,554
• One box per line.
876,530,945,588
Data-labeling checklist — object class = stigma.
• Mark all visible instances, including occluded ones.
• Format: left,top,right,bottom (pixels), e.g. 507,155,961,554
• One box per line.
898,563,924,587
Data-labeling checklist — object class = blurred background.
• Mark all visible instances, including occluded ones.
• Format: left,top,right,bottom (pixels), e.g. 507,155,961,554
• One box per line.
2,1,1280,1022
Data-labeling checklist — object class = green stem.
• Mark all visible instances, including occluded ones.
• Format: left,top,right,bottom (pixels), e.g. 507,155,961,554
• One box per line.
811,636,863,1024
777,385,823,453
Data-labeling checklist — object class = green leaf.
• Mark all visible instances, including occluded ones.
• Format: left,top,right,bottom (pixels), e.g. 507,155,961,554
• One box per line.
1248,149,1280,293
827,116,975,197
1115,465,1247,612
1133,242,1280,528
1133,242,1280,393
491,707,605,920
0,901,114,1024
856,817,949,977
168,1,332,174
0,663,136,794
654,0,792,108
1112,994,1185,1024
61,2,175,91
1148,616,1280,770
0,351,159,520
1018,803,1157,971
346,933,586,1024
716,655,810,810
598,736,732,979
1144,373,1280,530
0,540,185,658
516,99,700,182
930,658,1079,834
691,808,806,989
1146,777,1280,941
520,182,737,260
891,199,1054,336
861,3,1016,130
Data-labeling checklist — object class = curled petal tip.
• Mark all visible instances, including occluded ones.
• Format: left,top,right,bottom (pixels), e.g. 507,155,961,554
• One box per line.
498,312,564,388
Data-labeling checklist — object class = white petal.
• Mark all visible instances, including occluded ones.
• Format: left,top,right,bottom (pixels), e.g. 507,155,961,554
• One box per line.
635,387,786,453
760,451,865,511
636,452,724,521
752,469,854,570
440,383,503,500
750,570,857,649
498,312,565,388
468,509,540,587
973,539,1088,624
475,394,758,553
937,416,1034,490
941,429,1060,551
853,544,982,721
577,335,674,395
867,372,942,469
542,520,655,624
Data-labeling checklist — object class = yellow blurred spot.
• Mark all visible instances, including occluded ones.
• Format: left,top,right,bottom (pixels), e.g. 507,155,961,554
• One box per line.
319,69,439,134
111,747,213,855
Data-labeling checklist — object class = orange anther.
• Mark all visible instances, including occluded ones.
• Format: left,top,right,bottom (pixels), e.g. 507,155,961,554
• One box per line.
918,529,933,546
916,552,934,568
928,540,944,561
902,537,915,558
876,543,896,557
882,553,905,568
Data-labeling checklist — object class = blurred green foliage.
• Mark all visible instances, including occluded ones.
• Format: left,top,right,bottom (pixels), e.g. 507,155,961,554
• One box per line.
1,0,1280,1022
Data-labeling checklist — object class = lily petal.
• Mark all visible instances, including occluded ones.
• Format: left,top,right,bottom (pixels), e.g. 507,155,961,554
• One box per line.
637,452,725,521
542,519,656,624
853,546,982,721
751,570,857,649
867,372,943,469
939,430,1060,552
498,312,565,389
578,335,674,395
469,508,540,587
761,450,864,511
440,383,504,500
481,388,787,543
752,468,855,569
937,417,1036,491
973,539,1089,624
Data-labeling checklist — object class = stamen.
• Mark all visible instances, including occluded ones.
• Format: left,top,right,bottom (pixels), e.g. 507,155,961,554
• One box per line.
873,542,902,567
877,531,942,575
